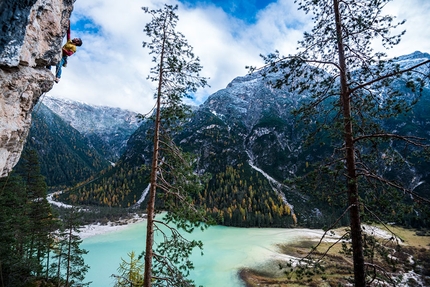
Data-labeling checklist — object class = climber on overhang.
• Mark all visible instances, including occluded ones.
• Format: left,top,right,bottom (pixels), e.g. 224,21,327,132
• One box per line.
54,20,82,83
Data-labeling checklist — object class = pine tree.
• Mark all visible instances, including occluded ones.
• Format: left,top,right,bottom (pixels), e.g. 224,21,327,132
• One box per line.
0,150,58,286
17,149,55,277
252,0,430,285
51,207,89,287
0,174,29,286
140,4,209,287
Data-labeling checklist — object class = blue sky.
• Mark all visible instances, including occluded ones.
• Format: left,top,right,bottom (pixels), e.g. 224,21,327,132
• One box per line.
48,0,430,113
178,0,277,23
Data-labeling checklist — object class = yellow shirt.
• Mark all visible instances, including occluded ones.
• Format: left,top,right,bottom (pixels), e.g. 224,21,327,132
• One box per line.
62,40,77,56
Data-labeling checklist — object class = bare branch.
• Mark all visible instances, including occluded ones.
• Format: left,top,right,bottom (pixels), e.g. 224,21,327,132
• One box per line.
356,168,430,204
353,133,427,146
349,59,430,94
250,54,342,74
301,205,352,263
364,263,397,287
362,205,403,246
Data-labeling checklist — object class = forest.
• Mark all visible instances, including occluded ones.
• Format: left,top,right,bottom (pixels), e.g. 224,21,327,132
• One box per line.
0,150,90,286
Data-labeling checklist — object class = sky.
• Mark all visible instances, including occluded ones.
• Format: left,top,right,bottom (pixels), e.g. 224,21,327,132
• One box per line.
47,0,430,114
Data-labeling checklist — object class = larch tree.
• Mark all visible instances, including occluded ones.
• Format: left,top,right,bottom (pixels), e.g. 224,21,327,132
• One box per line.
113,251,145,287
140,4,209,287
251,0,430,286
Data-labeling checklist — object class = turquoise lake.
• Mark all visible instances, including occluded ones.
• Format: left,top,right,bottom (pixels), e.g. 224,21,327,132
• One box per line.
82,219,323,286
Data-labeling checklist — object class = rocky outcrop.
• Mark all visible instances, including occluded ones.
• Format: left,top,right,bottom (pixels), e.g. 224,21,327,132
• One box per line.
0,0,75,177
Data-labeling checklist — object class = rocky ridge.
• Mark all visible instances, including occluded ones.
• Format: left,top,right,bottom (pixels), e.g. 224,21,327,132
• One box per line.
42,96,141,162
0,0,74,177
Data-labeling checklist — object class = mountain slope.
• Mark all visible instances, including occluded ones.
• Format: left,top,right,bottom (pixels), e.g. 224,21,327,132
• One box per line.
42,95,140,162
65,61,317,226
20,103,110,187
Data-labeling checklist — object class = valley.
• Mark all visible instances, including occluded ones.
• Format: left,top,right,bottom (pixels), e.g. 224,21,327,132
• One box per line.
1,0,430,286
24,52,430,230
4,51,430,287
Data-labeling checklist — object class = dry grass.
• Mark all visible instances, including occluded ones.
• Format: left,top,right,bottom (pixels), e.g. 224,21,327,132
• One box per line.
373,224,430,249
331,224,430,249
239,226,430,287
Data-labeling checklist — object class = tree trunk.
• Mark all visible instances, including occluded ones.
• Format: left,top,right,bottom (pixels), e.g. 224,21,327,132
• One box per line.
143,87,161,287
57,248,61,287
333,0,366,286
143,15,167,287
66,227,72,287
45,245,50,281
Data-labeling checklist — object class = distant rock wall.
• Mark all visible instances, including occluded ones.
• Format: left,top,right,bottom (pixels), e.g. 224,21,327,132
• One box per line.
0,0,75,177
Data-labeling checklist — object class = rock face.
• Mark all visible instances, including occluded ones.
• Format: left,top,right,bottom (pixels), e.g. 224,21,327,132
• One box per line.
0,0,75,177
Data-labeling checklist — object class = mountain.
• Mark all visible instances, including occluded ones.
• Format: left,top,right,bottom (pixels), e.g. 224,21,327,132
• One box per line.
52,52,430,227
18,97,141,187
42,95,141,163
19,103,109,187
117,61,330,226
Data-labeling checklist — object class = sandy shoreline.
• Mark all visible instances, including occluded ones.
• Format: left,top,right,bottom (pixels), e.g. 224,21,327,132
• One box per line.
47,191,148,240
77,214,147,240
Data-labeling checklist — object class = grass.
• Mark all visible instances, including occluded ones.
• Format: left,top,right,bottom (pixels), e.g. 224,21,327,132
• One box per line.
372,224,430,249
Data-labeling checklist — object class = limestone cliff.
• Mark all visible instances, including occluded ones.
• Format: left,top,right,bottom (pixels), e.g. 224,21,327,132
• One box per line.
0,0,75,177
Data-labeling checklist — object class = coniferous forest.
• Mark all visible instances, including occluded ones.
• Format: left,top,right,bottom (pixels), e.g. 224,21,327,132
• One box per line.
0,150,89,286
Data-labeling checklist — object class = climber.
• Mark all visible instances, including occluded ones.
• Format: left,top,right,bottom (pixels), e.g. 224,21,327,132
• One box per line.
54,20,82,83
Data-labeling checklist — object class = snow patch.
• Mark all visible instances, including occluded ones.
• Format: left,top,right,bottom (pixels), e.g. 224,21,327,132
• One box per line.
246,150,295,213
132,184,150,209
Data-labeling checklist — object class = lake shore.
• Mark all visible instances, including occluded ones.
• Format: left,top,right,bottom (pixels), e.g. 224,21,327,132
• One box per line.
77,215,341,241
240,225,430,287
78,214,146,239
47,191,148,240
76,214,401,242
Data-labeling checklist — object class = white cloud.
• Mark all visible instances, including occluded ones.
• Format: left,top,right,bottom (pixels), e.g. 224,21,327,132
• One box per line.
46,0,430,113
382,0,430,57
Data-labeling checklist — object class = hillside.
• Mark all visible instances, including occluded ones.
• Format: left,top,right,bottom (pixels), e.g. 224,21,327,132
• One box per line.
16,97,140,187
42,96,140,162
17,103,109,187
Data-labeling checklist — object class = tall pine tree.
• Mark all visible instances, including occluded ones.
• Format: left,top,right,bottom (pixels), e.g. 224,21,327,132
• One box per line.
17,149,56,278
141,4,209,287
0,174,29,286
252,0,430,285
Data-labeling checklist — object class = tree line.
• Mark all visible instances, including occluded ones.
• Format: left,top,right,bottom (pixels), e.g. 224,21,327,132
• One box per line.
0,150,89,287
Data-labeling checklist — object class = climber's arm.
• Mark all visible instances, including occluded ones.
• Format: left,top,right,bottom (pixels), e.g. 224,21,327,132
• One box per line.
66,20,71,41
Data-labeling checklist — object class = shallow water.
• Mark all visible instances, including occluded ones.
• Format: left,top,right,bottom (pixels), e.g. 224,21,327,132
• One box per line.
82,218,321,287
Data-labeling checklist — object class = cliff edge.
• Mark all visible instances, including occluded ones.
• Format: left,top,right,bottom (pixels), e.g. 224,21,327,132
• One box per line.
0,0,75,177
